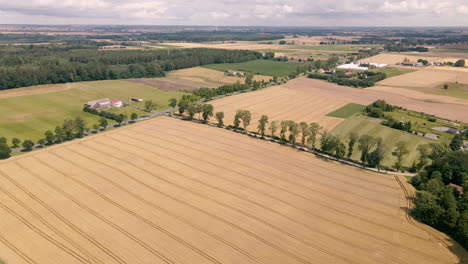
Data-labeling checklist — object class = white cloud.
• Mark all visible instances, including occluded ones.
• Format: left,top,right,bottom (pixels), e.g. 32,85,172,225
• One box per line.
0,0,466,26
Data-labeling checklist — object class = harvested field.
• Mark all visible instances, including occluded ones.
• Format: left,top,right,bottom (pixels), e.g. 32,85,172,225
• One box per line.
210,85,350,132
0,116,463,264
359,53,461,65
378,68,468,88
166,67,271,85
285,78,468,122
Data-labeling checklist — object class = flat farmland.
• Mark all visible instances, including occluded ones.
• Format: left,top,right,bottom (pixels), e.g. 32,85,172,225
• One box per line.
210,85,350,132
0,116,462,264
359,53,462,65
285,78,468,122
378,68,468,88
166,67,272,84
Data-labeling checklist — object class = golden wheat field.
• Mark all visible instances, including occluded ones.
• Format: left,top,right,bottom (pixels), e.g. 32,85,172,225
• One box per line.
167,67,272,84
378,68,468,88
210,85,350,132
0,116,463,264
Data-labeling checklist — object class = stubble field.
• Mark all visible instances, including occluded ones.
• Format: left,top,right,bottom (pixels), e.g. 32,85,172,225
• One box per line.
0,116,462,264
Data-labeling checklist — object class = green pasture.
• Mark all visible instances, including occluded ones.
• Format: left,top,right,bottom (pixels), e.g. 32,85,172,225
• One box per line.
326,103,366,118
202,60,300,77
0,80,186,143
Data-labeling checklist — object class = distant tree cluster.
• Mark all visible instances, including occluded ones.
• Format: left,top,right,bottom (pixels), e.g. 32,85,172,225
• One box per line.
0,46,263,90
308,71,386,88
83,106,127,125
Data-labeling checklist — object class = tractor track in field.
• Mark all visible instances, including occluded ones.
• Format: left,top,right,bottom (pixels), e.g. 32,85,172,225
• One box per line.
34,156,221,264
1,164,126,264
16,160,175,264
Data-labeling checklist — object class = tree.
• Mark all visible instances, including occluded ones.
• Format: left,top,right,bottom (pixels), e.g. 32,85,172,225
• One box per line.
269,121,277,138
45,130,54,145
168,98,178,108
144,100,157,112
0,142,12,159
178,100,189,115
37,139,45,148
195,104,204,120
307,122,322,149
245,73,254,86
299,122,309,146
22,140,35,152
280,121,289,141
240,110,252,131
12,138,21,148
347,132,358,159
367,138,386,171
450,134,464,151
412,192,443,226
63,118,75,140
234,110,242,129
335,142,346,158
320,131,339,153
74,116,87,137
279,40,286,45
416,144,430,172
288,121,299,144
130,113,138,122
55,126,65,143
392,141,409,171
0,137,5,144
187,104,196,120
443,83,449,90
358,135,376,164
99,118,108,130
93,124,100,132
202,104,214,123
215,112,224,127
258,115,269,138
454,59,465,67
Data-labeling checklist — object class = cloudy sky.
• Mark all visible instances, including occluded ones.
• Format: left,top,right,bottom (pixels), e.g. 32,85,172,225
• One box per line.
0,0,467,26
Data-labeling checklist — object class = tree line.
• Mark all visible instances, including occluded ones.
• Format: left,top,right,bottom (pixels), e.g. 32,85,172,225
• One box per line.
0,46,263,90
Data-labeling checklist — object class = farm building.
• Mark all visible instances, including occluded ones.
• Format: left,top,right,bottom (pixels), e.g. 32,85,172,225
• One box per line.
338,63,368,70
226,69,244,76
85,98,111,109
345,72,355,76
399,61,423,67
317,69,325,73
324,69,336,74
111,99,123,108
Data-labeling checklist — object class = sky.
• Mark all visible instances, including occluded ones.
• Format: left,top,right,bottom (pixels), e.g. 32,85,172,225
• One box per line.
0,0,467,26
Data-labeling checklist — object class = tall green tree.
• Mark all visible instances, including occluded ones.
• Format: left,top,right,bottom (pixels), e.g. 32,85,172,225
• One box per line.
63,118,75,140
168,98,178,108
0,141,12,159
280,121,289,141
258,115,269,138
367,138,386,171
12,138,21,148
202,104,214,123
74,116,87,137
45,130,54,145
392,141,409,171
450,134,464,151
299,122,309,147
454,59,465,67
416,144,430,172
234,110,242,129
187,104,196,120
99,118,108,130
245,73,254,86
22,140,35,152
215,111,224,127
347,132,358,159
288,121,299,144
144,100,157,112
358,135,376,164
307,122,322,149
178,100,189,114
269,121,278,138
240,110,252,131
55,126,65,142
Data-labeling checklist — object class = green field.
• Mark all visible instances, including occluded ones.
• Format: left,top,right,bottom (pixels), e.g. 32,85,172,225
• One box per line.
202,60,300,77
372,67,416,78
284,45,380,51
331,116,434,169
0,80,186,143
326,103,366,118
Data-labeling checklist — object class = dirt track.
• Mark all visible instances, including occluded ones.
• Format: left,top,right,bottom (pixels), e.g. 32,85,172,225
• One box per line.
0,117,462,264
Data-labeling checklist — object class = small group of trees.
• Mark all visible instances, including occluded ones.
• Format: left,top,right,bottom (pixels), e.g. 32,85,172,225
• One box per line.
83,106,128,125
179,102,214,123
410,143,467,249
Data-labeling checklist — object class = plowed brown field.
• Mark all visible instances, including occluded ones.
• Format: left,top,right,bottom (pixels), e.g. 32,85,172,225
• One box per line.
0,117,463,264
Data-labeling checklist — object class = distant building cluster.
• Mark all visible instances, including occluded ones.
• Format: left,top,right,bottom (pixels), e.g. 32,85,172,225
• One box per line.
85,98,123,110
337,62,388,71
